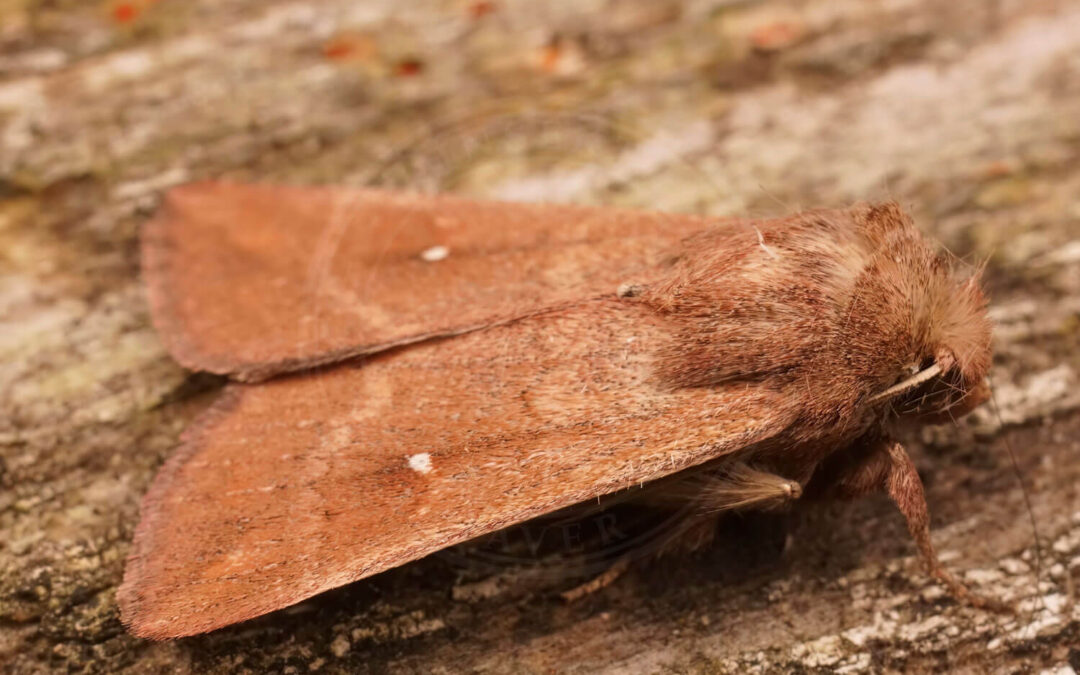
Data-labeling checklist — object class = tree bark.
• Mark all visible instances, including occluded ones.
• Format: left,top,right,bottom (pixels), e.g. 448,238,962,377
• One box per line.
2,0,1079,672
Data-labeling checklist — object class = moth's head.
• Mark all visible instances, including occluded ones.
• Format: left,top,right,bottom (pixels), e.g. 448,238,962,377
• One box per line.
845,205,993,423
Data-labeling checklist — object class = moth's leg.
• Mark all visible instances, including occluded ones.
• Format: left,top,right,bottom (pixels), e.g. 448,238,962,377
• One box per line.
839,441,1006,610
649,462,802,562
690,462,803,512
561,463,801,602
560,556,632,602
643,461,803,513
640,462,801,558
559,514,733,602
882,442,999,608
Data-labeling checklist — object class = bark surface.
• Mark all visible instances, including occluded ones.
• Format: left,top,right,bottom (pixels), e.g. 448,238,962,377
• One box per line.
2,0,1079,672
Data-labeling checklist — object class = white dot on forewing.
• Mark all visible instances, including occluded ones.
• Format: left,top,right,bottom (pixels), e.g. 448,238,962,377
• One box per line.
420,245,449,262
408,452,433,474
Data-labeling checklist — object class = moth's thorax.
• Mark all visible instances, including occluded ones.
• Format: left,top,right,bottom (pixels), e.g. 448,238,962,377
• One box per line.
642,201,991,436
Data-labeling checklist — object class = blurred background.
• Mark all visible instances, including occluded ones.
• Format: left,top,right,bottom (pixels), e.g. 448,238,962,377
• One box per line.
1,1,1078,672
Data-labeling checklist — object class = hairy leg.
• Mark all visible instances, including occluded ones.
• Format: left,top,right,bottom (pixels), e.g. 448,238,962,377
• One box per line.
561,462,801,601
560,556,632,601
832,439,1006,610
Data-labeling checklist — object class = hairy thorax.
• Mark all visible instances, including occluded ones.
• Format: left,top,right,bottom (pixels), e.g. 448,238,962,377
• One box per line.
636,202,992,472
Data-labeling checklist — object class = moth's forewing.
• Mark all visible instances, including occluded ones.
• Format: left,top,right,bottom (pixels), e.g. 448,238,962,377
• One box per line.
142,182,716,381
118,300,795,639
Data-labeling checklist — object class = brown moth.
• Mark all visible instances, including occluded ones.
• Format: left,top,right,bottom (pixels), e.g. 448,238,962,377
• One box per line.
120,182,993,639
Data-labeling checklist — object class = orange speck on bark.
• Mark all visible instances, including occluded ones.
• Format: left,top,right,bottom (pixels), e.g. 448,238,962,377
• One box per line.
112,2,140,24
980,160,1014,178
469,1,497,19
749,21,804,52
395,58,424,77
539,44,561,72
323,41,353,61
322,34,377,63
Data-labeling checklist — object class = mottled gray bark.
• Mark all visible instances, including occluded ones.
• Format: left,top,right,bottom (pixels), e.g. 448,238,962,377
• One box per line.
2,0,1079,672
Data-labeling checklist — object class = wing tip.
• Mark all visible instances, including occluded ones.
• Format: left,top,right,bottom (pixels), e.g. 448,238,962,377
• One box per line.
118,387,249,640
141,181,354,381
117,584,246,641
140,183,271,379
118,571,258,641
116,573,192,641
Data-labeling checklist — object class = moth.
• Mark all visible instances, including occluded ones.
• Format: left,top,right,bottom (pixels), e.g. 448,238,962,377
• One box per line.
119,182,993,639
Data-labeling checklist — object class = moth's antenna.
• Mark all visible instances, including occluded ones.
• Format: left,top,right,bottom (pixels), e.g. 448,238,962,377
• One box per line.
868,363,942,403
987,371,1045,613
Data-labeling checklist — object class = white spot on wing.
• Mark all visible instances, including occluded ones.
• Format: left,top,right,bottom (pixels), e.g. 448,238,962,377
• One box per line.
420,245,449,262
408,452,434,474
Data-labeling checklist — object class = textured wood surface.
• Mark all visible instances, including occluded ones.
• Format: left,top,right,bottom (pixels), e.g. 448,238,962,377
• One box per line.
2,0,1079,672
